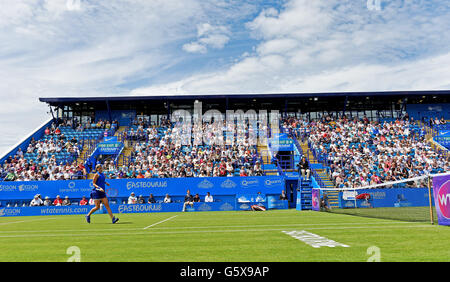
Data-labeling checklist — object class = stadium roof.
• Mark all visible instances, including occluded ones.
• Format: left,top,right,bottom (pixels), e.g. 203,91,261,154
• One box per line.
39,90,450,105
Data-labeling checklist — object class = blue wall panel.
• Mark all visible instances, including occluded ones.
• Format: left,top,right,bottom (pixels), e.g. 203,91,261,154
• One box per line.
0,176,285,201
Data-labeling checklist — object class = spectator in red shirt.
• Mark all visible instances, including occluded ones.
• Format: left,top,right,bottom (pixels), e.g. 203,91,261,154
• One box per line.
53,195,63,206
219,166,227,177
79,196,88,206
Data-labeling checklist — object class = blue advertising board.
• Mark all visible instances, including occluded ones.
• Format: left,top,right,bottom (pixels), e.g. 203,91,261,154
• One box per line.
269,133,293,151
267,195,289,210
96,141,123,155
112,202,237,214
104,136,118,142
0,176,285,200
338,188,431,209
236,193,267,210
0,198,289,217
0,205,91,217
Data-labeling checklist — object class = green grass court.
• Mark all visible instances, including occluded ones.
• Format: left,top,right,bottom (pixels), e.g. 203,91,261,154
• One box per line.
0,209,449,262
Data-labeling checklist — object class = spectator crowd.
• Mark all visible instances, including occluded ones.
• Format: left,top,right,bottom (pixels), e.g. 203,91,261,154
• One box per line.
2,114,449,189
103,118,265,179
287,115,450,188
1,119,87,182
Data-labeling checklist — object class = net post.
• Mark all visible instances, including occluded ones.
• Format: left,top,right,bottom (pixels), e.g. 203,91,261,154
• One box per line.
428,175,434,225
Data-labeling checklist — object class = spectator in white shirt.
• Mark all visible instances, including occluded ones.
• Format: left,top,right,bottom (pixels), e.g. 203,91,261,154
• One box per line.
204,192,213,203
128,192,137,204
42,196,51,206
30,195,43,206
163,194,172,203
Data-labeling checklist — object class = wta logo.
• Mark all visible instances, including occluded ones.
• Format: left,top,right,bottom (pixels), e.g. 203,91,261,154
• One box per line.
312,193,319,210
437,180,450,218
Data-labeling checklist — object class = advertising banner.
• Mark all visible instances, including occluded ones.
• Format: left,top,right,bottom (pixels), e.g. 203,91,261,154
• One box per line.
339,188,431,209
0,205,91,217
97,141,123,155
236,193,267,210
0,175,285,200
104,136,118,142
269,133,293,151
112,201,237,214
0,202,238,217
432,174,450,226
311,188,320,211
267,196,289,210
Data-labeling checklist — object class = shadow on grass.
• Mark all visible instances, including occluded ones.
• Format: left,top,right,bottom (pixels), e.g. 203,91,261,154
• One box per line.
88,221,133,225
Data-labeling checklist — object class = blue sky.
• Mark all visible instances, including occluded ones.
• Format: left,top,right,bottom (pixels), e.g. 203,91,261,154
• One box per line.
0,0,450,155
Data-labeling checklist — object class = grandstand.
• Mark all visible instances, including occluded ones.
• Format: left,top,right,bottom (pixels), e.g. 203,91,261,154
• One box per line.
0,90,450,264
0,90,448,211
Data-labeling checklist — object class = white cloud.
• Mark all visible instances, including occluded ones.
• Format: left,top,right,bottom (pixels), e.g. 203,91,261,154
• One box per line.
246,0,333,41
182,42,207,54
135,0,450,95
256,38,298,55
182,23,231,53
0,0,255,156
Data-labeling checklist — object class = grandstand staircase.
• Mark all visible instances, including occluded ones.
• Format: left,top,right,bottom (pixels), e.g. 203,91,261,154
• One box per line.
114,126,126,136
259,143,278,176
260,123,283,176
421,121,447,151
116,126,132,167
298,141,339,209
299,141,318,164
117,146,133,167
76,144,91,165
83,126,129,179
315,169,339,208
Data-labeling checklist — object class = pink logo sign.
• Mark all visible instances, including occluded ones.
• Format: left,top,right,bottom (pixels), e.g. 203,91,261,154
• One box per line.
437,181,450,219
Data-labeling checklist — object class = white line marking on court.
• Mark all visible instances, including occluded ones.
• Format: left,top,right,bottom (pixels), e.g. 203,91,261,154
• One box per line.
0,220,419,234
0,224,434,238
143,215,178,230
0,217,56,226
283,230,350,248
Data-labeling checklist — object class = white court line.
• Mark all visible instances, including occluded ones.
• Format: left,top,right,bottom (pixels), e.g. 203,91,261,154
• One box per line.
143,215,178,230
0,220,420,234
282,230,350,248
0,224,434,238
0,217,56,226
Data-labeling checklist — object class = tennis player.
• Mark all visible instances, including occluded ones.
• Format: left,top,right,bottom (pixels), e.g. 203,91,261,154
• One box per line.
85,164,119,224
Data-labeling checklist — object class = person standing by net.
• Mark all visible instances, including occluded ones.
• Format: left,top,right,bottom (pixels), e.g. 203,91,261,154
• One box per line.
320,192,330,211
